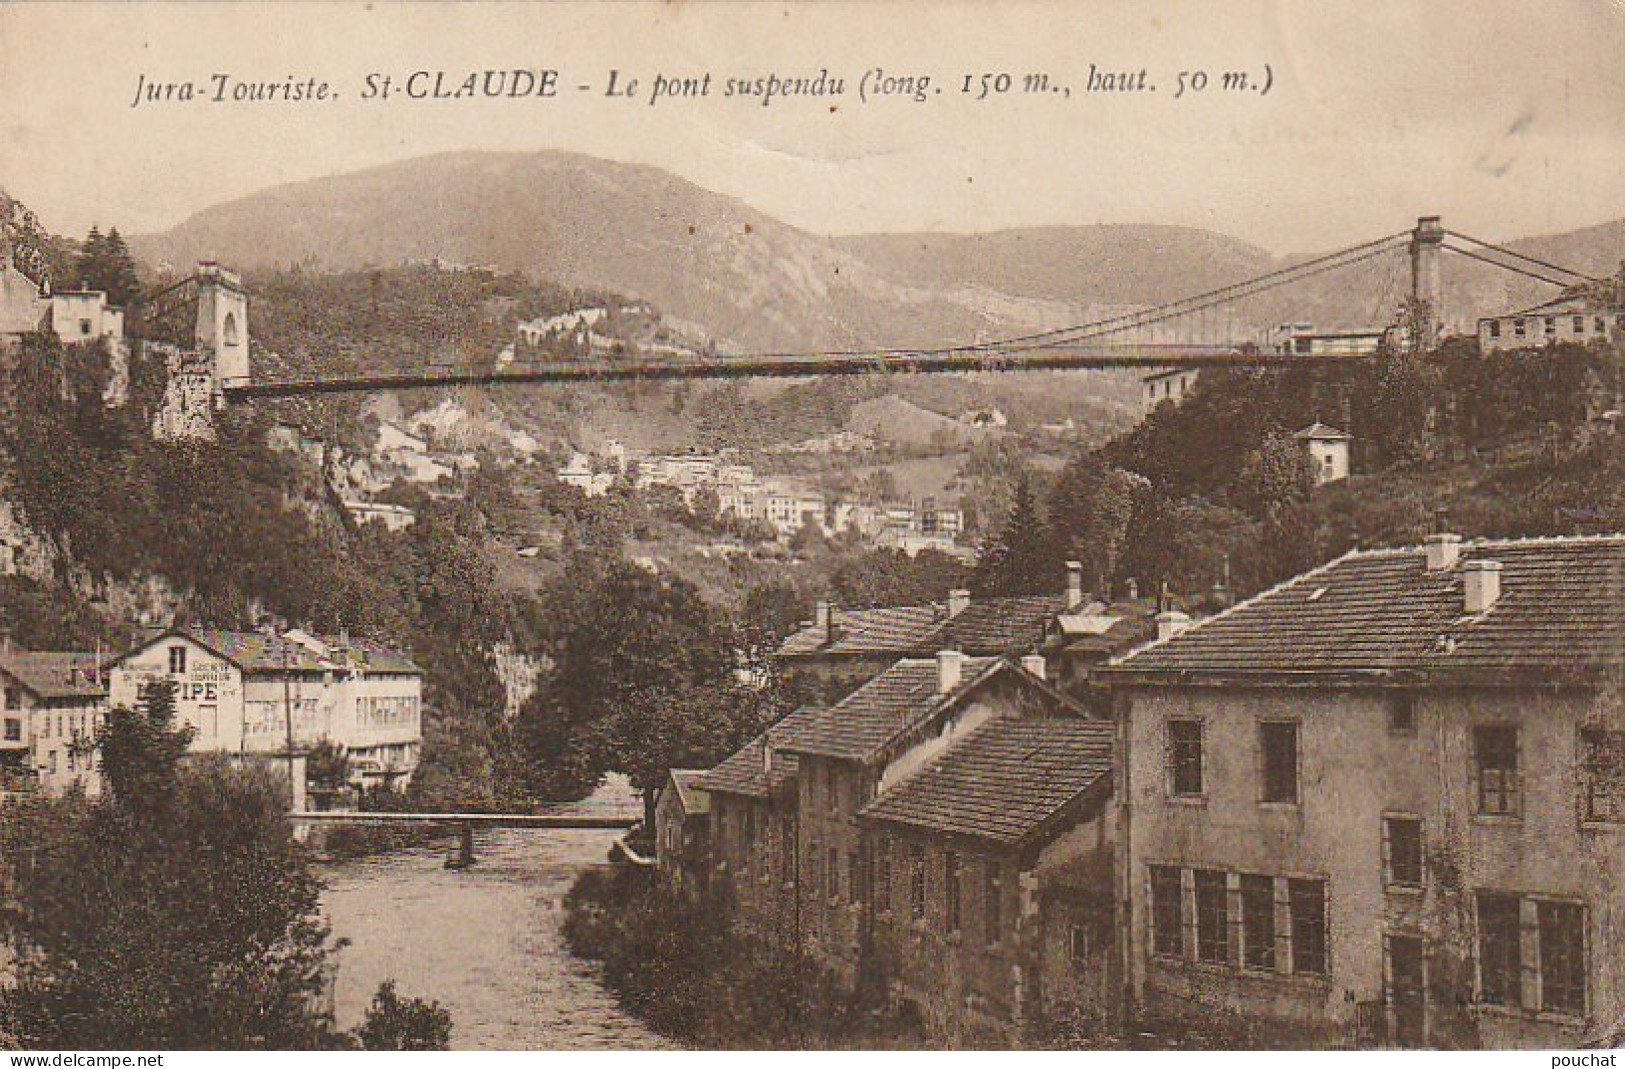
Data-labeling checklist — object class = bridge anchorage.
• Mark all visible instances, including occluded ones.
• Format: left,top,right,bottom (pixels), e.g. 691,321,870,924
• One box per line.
142,216,1599,425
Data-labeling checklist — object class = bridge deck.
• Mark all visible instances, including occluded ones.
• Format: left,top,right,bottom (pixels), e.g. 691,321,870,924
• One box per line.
226,346,1382,399
290,810,638,829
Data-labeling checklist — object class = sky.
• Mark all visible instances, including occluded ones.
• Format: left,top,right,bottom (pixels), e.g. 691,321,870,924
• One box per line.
3,0,1623,254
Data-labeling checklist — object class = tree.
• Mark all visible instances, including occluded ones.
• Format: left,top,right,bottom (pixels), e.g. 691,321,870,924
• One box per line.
518,563,777,825
70,225,142,308
0,680,345,1048
972,474,1051,596
306,737,351,794
354,981,452,1051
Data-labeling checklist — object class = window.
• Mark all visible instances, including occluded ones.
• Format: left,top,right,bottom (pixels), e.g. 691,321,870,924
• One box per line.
1070,925,1092,964
3,718,19,742
1168,719,1204,796
1545,316,1557,336
1475,725,1520,815
1240,874,1276,970
47,750,57,774
808,837,821,894
845,851,858,902
168,646,187,675
1573,315,1586,333
1513,318,1527,337
827,847,839,901
1288,878,1328,975
1260,720,1300,803
1388,696,1417,735
1150,865,1184,957
1477,892,1522,1006
1596,317,1607,335
910,847,926,919
1582,729,1625,822
78,318,92,336
1539,900,1586,1015
984,862,1003,947
945,851,962,933
1384,816,1424,888
1194,869,1229,963
1488,320,1502,339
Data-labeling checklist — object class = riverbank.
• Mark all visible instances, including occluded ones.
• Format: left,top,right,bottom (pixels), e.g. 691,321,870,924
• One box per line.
321,828,672,1050
561,867,926,1049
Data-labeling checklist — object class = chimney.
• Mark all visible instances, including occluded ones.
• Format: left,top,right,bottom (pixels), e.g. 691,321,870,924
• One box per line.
1020,654,1046,681
1126,578,1139,602
815,599,837,645
762,741,773,775
1424,533,1461,571
1463,559,1502,614
947,589,971,618
1156,610,1192,642
936,649,965,695
1065,561,1084,609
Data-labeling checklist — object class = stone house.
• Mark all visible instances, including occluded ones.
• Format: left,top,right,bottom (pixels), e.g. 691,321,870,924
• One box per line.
1478,295,1624,353
860,715,1117,1046
774,565,1089,706
1101,533,1625,1049
654,768,712,898
694,710,815,950
773,652,1089,990
0,649,108,797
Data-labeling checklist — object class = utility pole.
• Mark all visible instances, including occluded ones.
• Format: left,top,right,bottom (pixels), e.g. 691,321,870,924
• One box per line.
281,628,296,804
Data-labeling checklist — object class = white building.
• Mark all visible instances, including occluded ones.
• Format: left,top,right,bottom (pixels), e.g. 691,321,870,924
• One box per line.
107,628,423,789
48,290,124,349
1143,368,1200,408
1293,422,1353,485
343,500,417,531
0,649,108,797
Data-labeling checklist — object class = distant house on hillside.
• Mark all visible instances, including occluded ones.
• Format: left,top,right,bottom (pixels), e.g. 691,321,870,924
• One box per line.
1143,368,1200,408
1293,422,1353,485
1478,294,1625,352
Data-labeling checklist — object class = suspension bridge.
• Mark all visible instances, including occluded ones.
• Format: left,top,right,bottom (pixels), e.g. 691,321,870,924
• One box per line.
149,216,1600,402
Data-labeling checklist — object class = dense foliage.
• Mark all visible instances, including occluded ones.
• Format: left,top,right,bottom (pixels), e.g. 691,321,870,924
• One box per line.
564,867,920,1048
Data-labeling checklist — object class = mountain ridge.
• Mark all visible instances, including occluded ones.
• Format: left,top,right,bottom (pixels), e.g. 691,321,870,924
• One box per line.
129,149,1625,353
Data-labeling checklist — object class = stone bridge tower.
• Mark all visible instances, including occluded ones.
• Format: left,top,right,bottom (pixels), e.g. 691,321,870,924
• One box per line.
193,261,249,393
1408,215,1445,350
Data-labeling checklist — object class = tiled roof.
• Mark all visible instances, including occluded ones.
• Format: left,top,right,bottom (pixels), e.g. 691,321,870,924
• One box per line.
777,656,1001,763
693,708,819,798
115,629,421,675
667,769,711,816
1292,422,1351,441
776,605,945,657
1051,600,1159,658
1105,535,1625,682
860,718,1114,847
916,595,1067,656
777,594,1074,660
0,651,106,701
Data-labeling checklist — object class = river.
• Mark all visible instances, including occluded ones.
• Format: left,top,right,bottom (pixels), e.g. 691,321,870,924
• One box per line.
319,780,674,1051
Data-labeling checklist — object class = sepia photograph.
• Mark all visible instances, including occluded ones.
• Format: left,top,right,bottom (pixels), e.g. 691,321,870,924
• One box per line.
0,0,1623,1054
